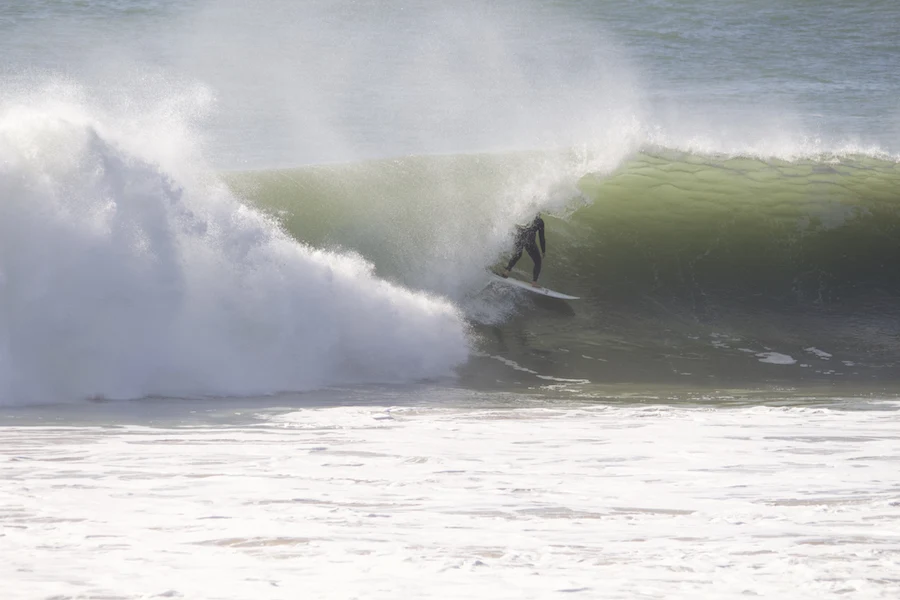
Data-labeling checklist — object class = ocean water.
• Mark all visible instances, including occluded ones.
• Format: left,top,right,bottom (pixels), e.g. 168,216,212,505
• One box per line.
1,1,900,598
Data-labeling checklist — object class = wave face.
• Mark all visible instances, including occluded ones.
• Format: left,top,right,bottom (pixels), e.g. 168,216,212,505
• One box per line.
0,94,469,405
574,151,900,305
230,149,900,386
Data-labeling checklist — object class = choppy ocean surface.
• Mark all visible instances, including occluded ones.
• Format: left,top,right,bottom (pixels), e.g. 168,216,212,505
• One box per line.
1,1,899,598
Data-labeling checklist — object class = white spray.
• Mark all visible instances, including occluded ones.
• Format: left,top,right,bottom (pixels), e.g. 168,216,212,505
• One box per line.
0,88,469,405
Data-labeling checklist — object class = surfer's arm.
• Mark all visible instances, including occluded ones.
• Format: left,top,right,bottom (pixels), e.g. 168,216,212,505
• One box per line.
538,219,546,254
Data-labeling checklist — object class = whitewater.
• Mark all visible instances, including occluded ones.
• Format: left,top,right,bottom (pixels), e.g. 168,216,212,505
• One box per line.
2,0,900,598
0,95,468,404
3,396,899,599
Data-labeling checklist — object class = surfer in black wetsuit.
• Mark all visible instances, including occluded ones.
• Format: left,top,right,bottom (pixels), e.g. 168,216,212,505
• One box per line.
501,214,546,287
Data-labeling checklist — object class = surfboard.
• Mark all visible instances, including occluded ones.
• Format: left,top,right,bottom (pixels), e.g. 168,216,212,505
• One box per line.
489,273,580,300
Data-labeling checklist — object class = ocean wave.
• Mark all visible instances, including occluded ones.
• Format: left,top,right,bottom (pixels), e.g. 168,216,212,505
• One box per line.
228,147,900,385
229,147,900,304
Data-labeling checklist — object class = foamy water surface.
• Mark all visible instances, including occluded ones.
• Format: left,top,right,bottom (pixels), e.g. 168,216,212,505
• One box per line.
2,395,898,599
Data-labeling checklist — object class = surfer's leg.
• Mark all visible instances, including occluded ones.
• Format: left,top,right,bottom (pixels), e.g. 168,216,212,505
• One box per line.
526,243,542,284
504,244,525,276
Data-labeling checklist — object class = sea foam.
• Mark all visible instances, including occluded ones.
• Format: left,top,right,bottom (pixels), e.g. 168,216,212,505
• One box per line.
0,94,469,405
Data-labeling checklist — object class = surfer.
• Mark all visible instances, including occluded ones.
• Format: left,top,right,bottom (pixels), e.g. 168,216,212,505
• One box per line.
501,214,546,287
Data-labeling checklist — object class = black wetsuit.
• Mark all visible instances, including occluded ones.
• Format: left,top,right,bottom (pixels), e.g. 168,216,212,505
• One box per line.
505,216,546,282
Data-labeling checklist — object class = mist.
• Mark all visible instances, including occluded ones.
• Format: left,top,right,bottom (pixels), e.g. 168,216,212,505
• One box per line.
0,0,640,168
155,0,640,167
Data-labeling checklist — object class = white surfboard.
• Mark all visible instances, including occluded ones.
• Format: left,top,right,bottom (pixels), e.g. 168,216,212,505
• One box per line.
489,273,580,300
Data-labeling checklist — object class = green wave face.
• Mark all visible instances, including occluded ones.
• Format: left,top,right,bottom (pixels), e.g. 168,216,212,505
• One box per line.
226,150,900,387
571,151,900,305
224,151,588,299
